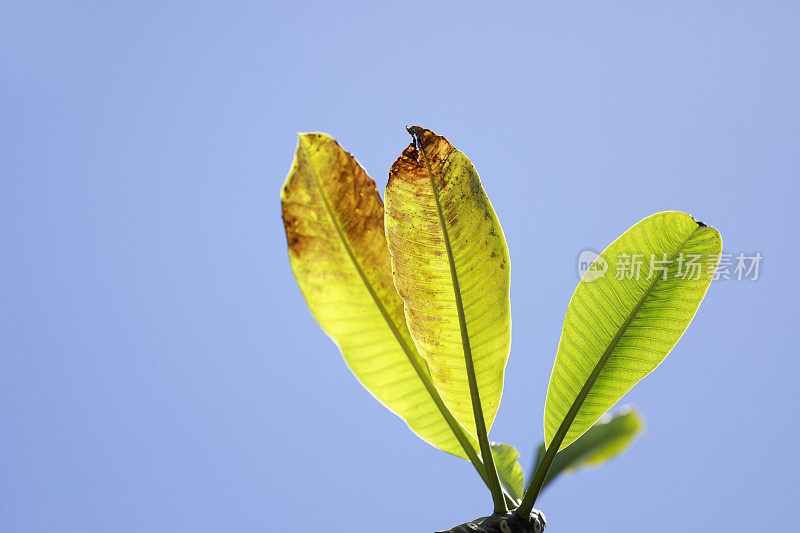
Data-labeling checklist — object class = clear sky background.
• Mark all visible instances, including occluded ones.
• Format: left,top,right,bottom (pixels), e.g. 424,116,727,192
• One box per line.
2,2,798,532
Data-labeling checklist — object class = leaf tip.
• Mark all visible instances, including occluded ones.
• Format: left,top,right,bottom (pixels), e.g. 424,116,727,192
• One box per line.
405,125,447,154
296,131,336,149
688,213,713,229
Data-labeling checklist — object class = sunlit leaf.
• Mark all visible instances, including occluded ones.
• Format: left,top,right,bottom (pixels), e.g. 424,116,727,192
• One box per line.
533,406,644,492
544,211,721,451
384,127,511,440
281,132,519,505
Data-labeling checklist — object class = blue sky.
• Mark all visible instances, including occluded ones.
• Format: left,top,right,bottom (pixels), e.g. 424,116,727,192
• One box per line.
2,2,798,531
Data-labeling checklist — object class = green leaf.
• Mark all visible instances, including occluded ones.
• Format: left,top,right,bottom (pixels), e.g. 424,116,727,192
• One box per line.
281,132,517,506
491,443,525,502
544,211,721,451
384,127,511,441
518,212,720,518
533,406,645,492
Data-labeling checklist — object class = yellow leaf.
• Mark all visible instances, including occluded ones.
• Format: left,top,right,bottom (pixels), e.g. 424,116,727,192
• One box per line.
384,127,511,440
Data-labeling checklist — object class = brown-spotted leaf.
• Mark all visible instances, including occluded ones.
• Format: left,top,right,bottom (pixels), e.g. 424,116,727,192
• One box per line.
384,127,512,440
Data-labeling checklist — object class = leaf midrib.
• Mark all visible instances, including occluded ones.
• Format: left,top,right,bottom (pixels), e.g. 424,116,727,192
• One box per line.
412,134,507,513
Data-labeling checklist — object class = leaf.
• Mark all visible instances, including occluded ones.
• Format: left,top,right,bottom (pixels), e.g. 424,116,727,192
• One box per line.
491,442,525,502
533,406,644,492
281,132,519,505
544,211,721,451
384,127,511,440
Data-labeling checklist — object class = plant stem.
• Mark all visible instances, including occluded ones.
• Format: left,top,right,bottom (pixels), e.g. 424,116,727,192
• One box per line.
411,128,507,514
516,411,570,517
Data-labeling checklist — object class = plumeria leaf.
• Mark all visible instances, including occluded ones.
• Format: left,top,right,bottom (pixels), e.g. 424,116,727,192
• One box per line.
384,127,511,440
544,211,721,451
